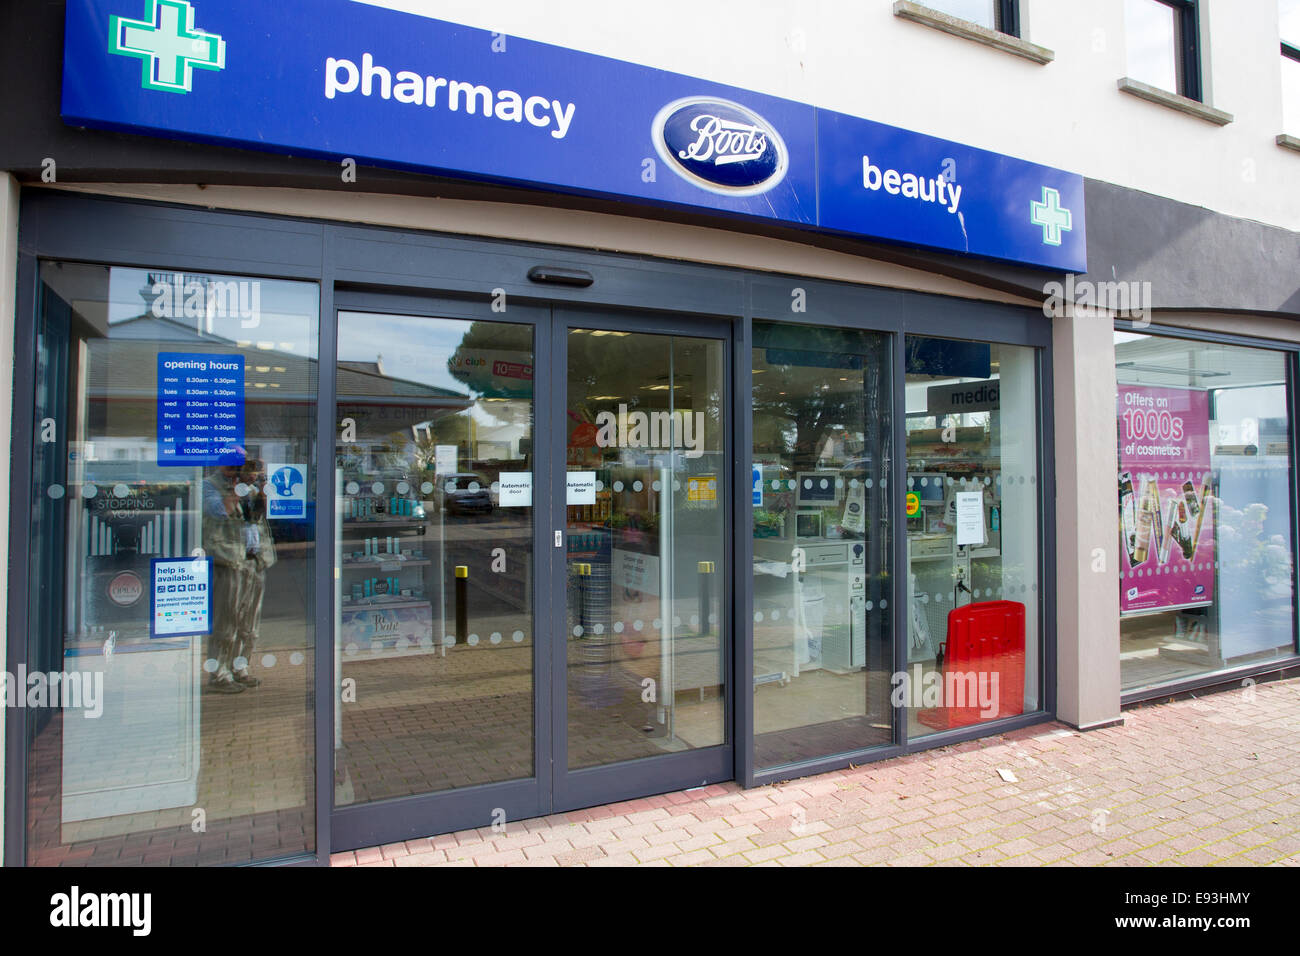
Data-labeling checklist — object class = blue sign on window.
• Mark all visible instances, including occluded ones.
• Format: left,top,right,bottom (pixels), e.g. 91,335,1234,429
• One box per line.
156,352,245,465
63,0,1085,272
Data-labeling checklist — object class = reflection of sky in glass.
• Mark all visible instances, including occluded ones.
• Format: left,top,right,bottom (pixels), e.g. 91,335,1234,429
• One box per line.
338,313,476,394
1125,0,1179,93
106,267,318,358
923,0,996,29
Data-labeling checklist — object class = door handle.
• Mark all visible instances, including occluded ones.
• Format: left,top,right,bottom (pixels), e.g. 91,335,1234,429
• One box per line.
554,530,563,548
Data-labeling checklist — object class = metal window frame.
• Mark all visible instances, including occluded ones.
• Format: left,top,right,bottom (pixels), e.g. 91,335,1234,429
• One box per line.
996,0,1021,37
1112,318,1300,706
1146,0,1204,100
6,189,1058,863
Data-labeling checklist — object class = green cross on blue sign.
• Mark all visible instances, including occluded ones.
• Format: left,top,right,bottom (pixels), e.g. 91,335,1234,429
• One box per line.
1030,186,1072,246
109,0,225,94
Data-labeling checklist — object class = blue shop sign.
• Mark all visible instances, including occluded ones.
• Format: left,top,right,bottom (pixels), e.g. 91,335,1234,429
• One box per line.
63,0,1086,271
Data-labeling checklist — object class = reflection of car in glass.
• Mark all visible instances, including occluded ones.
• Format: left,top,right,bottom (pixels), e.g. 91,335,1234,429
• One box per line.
439,473,493,515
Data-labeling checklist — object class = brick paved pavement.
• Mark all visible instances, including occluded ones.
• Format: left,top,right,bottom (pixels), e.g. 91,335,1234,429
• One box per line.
333,676,1300,867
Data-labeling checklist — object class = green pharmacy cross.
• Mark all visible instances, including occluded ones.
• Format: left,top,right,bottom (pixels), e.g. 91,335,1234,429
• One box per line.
1030,186,1073,247
109,0,226,94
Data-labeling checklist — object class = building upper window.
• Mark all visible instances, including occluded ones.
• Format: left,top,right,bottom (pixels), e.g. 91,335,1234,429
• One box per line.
1125,0,1202,100
922,0,1019,35
1282,0,1300,133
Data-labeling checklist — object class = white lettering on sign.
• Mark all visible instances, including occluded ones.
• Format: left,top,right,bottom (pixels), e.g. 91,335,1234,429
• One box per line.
862,155,963,214
324,53,577,140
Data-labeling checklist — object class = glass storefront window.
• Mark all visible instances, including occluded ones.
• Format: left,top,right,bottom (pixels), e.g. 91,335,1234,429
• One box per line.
751,322,894,771
1116,332,1298,692
333,313,535,806
26,262,319,865
903,337,1041,736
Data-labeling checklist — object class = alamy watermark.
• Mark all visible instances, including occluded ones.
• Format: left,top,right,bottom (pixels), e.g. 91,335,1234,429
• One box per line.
890,665,1001,718
1042,273,1152,327
2,666,104,718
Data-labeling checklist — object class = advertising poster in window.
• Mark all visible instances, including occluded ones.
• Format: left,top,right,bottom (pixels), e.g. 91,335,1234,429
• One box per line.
1118,384,1214,614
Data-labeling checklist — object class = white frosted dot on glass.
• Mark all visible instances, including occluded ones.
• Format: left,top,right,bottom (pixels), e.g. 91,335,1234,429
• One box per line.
592,623,604,634
369,641,383,655
468,633,480,646
1029,475,1035,484
865,601,873,611
234,482,249,497
804,479,812,489
203,659,219,673
468,481,480,492
633,481,643,492
880,479,886,488
443,634,456,647
921,594,929,604
754,612,764,622
490,632,502,644
420,481,433,494
1031,583,1037,592
613,481,624,492
113,483,130,498
771,609,781,621
512,630,525,643
652,481,662,492
835,478,844,488
47,484,65,499
652,618,663,630
907,477,914,488
396,637,410,652
595,479,604,491
572,625,584,638
490,482,500,494
865,478,873,488
346,481,360,495
372,482,385,495
689,615,699,627
634,620,644,631
880,600,887,609
787,480,797,490
920,477,928,487
261,654,276,668
771,480,781,491
673,480,681,491
936,593,945,603
708,613,718,625
947,477,954,486
984,477,991,485
819,479,828,490
290,652,305,666
445,482,456,493
849,478,859,489
396,481,410,495
419,636,433,649
233,656,248,672
81,484,97,498
672,616,681,627
613,621,624,633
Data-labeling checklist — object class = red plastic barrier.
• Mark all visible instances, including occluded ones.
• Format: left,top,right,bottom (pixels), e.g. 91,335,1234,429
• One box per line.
917,600,1025,731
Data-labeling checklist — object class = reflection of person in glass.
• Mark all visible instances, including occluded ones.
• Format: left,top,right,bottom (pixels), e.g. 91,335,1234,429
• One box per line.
202,458,277,692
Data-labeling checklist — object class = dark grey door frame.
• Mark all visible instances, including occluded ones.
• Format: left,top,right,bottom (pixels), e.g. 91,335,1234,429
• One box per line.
549,306,736,813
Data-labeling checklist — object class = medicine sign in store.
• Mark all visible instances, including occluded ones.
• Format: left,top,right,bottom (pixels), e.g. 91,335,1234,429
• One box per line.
64,0,1085,271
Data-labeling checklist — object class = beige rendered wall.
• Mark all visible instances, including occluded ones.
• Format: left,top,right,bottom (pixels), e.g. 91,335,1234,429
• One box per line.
1053,310,1123,729
0,173,19,858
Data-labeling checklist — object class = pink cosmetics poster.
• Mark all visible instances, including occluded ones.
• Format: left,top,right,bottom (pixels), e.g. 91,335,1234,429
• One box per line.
1118,384,1214,614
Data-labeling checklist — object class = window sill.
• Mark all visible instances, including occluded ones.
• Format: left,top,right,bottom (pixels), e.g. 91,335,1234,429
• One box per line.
1277,133,1300,153
1116,77,1233,126
892,1,1053,64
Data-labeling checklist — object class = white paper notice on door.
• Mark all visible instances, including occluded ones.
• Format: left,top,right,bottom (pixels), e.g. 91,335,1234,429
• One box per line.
435,444,458,476
567,471,596,505
955,491,985,546
498,472,532,507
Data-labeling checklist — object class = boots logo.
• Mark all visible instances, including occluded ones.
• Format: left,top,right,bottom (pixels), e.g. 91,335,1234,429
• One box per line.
653,97,788,196
109,0,226,94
